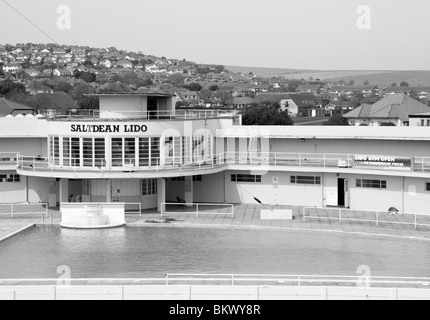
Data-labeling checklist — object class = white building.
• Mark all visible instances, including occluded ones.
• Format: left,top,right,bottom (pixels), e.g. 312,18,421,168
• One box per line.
0,93,430,214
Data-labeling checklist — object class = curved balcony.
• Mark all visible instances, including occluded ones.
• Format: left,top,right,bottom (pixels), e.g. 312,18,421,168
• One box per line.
11,152,430,179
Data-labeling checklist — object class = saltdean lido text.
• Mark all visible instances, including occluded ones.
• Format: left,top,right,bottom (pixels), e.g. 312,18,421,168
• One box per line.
71,124,148,133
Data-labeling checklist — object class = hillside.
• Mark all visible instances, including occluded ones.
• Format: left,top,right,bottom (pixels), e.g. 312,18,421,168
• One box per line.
226,66,430,86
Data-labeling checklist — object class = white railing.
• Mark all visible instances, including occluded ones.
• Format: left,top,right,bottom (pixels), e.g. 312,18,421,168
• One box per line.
0,203,51,224
11,152,430,174
1,274,429,289
303,206,430,230
164,274,430,288
161,203,234,218
38,109,238,121
0,153,19,167
124,203,142,217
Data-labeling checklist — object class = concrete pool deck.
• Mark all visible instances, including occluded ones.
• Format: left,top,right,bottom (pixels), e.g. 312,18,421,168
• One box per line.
0,204,430,242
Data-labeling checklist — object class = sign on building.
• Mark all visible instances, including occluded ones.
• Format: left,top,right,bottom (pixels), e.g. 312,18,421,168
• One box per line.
353,155,412,171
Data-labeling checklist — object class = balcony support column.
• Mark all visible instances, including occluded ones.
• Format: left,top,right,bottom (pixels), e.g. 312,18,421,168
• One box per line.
184,176,193,207
157,178,166,213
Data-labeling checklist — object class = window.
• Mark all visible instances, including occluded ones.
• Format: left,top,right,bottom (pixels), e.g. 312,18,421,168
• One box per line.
142,179,158,196
0,174,20,183
231,174,262,183
356,179,387,189
111,138,123,167
426,183,430,192
170,177,185,181
82,180,90,196
83,138,93,167
290,176,321,185
94,138,105,167
193,175,203,182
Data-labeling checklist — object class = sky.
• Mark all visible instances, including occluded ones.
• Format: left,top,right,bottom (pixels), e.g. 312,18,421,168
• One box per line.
0,0,429,70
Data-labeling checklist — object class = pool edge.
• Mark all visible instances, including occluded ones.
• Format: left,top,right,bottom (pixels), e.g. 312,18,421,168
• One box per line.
0,224,36,243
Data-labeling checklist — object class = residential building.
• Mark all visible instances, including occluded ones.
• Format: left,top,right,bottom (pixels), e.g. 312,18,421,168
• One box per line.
343,94,430,126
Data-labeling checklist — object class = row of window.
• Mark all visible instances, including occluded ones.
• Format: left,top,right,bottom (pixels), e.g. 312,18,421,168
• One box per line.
170,176,203,182
0,174,20,183
356,179,387,189
49,135,212,168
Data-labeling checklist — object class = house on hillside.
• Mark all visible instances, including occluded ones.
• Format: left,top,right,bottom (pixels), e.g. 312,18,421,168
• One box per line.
343,94,430,126
26,80,54,95
295,84,323,94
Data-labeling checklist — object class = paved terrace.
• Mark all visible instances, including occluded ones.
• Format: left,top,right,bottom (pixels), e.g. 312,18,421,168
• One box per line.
1,204,430,242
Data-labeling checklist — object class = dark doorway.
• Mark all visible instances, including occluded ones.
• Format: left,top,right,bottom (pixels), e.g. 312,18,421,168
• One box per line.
338,178,345,207
148,98,157,119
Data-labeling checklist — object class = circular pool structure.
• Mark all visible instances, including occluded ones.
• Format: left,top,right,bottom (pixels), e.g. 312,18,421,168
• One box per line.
60,205,126,229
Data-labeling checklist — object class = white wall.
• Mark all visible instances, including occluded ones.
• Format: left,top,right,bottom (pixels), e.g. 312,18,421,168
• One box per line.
404,177,430,213
28,177,50,203
347,174,403,212
225,171,322,206
0,138,47,156
0,171,26,203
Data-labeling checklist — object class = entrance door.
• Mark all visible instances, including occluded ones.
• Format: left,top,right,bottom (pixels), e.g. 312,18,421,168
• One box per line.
338,178,345,207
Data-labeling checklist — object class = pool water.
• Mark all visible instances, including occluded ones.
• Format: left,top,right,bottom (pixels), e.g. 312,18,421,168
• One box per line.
0,226,429,279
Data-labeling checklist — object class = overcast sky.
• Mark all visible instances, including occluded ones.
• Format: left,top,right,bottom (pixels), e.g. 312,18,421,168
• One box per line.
0,0,429,70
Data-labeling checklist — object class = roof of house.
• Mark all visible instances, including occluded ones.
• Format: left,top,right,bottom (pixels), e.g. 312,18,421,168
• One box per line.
344,94,430,121
296,84,322,91
26,80,53,91
233,97,254,105
329,85,376,92
0,98,36,116
385,86,430,93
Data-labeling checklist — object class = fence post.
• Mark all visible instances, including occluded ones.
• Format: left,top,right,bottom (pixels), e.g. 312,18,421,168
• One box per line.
376,211,379,227
196,204,199,218
161,203,164,218
303,207,306,222
415,214,417,230
11,204,14,219
339,209,342,224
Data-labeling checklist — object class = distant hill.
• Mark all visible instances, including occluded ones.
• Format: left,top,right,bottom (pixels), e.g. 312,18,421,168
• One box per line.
225,66,313,77
226,66,430,86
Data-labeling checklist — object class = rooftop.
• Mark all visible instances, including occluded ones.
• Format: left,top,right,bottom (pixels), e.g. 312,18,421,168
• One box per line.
344,94,430,121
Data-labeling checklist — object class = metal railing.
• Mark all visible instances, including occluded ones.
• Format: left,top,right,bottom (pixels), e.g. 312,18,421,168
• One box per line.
161,203,235,218
1,274,429,289
303,206,430,230
165,274,430,288
0,153,19,167
38,109,238,121
9,152,430,174
124,203,142,217
0,203,51,224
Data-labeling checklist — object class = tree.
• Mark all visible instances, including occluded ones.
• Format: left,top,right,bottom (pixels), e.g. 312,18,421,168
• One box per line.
241,102,293,126
348,80,355,86
364,80,370,85
168,73,185,86
380,122,396,126
216,90,234,107
198,89,212,105
0,80,26,98
78,96,99,109
184,83,202,92
209,85,219,91
55,81,73,93
324,113,349,126
400,81,410,87
391,83,397,87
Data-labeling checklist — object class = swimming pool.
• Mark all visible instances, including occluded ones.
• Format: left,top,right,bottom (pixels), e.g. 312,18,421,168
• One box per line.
0,226,429,279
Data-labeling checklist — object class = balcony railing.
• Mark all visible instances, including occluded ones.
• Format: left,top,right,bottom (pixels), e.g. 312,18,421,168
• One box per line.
38,109,238,120
8,152,430,175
